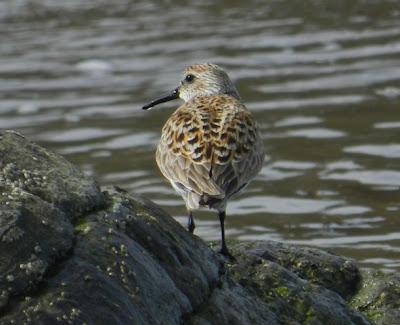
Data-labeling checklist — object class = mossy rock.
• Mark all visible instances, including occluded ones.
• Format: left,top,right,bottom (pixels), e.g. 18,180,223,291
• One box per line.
350,271,400,325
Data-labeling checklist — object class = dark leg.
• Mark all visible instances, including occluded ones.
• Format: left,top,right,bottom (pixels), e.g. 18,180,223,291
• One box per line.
218,211,234,259
187,211,195,233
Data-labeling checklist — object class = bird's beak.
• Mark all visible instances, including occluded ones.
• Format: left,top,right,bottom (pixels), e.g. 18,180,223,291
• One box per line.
142,88,180,110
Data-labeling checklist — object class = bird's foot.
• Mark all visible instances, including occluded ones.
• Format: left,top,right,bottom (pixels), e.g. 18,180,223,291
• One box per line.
219,245,236,262
187,212,195,234
188,223,195,234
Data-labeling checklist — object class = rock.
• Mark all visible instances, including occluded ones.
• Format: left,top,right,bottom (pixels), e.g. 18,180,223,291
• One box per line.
231,240,360,298
350,271,400,325
0,130,104,219
225,243,368,325
0,130,396,324
0,130,103,311
188,278,279,324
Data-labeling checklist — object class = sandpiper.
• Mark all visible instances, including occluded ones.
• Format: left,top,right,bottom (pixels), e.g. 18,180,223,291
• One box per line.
142,63,265,258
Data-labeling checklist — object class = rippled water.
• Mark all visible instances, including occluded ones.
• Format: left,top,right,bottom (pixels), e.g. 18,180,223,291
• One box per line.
1,0,400,271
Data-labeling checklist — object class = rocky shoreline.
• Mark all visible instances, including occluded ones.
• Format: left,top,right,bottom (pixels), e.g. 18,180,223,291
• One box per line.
0,130,399,324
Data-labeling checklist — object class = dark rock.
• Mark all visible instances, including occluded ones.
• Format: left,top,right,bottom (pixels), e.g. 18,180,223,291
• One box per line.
226,244,368,325
188,279,279,324
0,130,396,325
0,194,73,310
231,240,360,298
0,130,104,219
0,130,104,311
350,271,400,325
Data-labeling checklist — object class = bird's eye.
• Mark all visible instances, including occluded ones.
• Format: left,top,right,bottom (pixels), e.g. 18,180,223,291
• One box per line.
185,74,195,83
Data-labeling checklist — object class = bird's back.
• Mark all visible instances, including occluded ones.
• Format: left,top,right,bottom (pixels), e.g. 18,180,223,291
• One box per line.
156,94,264,211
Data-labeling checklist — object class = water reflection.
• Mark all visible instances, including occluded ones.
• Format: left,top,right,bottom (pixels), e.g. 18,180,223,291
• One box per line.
344,144,400,158
230,196,343,215
322,170,400,187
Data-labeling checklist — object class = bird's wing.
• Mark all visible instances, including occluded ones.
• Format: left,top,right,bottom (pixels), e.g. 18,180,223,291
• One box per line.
156,102,223,198
210,109,265,199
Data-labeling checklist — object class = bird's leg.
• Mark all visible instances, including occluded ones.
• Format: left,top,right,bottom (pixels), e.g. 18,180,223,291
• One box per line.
187,211,195,233
218,211,234,259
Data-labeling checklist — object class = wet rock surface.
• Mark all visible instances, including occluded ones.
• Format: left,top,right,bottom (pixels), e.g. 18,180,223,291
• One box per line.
0,130,397,324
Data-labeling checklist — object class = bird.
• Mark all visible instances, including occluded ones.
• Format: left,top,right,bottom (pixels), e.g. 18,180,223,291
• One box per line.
142,63,265,258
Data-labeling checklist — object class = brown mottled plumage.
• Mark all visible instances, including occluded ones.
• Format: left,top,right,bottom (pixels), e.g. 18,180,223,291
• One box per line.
143,63,265,258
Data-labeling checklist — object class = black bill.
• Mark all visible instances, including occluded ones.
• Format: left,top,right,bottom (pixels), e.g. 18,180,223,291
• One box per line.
142,88,179,110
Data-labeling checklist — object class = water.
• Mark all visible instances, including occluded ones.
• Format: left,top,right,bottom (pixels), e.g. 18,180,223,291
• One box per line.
1,0,400,272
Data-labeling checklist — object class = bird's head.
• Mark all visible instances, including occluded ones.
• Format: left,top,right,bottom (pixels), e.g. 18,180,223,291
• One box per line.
142,63,240,110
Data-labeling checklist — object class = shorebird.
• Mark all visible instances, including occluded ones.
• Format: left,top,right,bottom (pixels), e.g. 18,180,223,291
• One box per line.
142,63,265,258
